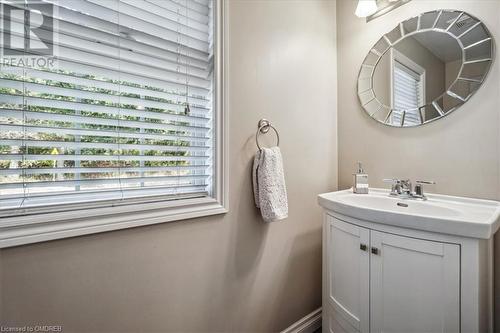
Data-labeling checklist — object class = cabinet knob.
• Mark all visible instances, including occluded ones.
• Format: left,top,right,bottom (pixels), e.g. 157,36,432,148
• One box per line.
360,243,367,251
371,247,380,255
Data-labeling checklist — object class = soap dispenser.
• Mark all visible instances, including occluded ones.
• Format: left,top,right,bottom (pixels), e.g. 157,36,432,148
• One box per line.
353,162,369,194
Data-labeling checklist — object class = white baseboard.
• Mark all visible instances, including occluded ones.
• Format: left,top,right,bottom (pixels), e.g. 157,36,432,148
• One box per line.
281,308,322,333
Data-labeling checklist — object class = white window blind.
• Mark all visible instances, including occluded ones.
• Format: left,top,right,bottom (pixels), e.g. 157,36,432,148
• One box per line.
392,61,423,126
0,0,215,214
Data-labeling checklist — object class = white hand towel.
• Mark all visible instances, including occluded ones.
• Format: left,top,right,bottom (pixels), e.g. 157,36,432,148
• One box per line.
252,147,288,222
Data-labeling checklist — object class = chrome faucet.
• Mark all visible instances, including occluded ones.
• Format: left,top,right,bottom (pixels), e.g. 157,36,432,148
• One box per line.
383,179,435,200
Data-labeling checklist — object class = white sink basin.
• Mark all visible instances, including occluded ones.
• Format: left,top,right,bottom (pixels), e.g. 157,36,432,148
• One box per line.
318,188,500,238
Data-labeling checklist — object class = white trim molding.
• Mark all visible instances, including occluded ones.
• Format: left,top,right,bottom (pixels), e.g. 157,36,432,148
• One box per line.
0,0,229,248
281,308,322,333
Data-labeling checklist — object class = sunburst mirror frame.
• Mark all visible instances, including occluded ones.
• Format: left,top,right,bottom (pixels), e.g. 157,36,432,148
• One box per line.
357,10,495,128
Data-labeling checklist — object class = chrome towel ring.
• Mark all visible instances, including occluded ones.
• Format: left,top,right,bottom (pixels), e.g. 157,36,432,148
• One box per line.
255,119,280,150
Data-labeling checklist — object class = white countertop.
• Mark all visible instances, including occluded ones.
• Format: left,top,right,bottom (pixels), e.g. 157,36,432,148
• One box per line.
318,188,500,239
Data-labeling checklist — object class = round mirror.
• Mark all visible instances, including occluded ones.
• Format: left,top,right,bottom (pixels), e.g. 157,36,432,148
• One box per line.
357,10,494,127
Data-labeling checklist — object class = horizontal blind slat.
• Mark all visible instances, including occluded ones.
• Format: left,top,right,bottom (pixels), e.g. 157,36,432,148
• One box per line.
46,0,209,51
1,139,209,153
145,0,209,24
0,123,210,143
1,165,210,175
2,154,209,162
0,97,211,130
0,0,214,213
0,77,211,114
0,175,209,189
0,188,208,212
6,1,210,56
32,2,210,61
46,59,210,96
22,69,210,105
2,37,211,88
170,0,209,15
122,0,209,28
1,14,209,70
85,0,209,41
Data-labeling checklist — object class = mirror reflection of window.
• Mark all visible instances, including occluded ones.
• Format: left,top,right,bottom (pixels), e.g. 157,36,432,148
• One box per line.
391,50,425,126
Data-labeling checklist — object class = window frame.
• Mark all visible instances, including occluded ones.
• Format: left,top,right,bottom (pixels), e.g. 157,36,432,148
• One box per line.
390,49,426,125
0,0,228,248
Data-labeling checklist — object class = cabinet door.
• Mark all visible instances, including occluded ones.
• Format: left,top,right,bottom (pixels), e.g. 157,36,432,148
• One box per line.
326,216,370,333
370,230,460,333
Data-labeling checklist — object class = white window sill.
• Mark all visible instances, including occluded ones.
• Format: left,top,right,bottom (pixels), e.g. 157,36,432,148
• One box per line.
0,0,228,249
0,197,228,248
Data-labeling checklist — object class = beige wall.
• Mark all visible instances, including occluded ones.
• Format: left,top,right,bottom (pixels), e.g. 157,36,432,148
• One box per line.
337,0,500,329
0,1,338,332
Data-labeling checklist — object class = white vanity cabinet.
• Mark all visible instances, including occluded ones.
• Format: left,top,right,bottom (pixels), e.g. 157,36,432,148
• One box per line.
369,229,460,333
319,189,498,333
325,217,370,333
324,216,460,333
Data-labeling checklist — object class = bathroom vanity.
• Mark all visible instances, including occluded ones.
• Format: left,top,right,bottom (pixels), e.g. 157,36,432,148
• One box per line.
318,189,500,333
